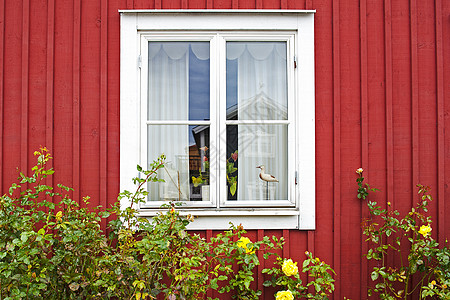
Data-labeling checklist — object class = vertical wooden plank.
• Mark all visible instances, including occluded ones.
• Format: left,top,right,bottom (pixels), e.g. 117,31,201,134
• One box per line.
384,0,394,207
305,0,313,10
280,0,287,9
410,0,419,193
73,0,81,202
257,229,265,294
0,0,4,195
307,231,314,256
46,0,55,193
360,0,369,298
181,0,187,9
127,0,134,9
332,0,341,298
435,0,445,245
21,0,29,175
282,229,290,258
256,0,262,9
232,0,238,9
106,0,121,211
206,230,213,299
384,0,396,278
100,0,108,226
155,0,161,9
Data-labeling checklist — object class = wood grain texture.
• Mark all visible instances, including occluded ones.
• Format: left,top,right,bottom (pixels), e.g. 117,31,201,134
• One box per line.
46,0,55,194
101,0,109,227
0,0,4,195
21,0,29,176
359,0,369,297
332,0,341,297
0,1,448,299
435,0,445,245
73,0,81,203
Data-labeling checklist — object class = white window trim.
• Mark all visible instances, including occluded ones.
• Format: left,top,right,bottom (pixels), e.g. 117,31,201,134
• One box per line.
120,10,315,230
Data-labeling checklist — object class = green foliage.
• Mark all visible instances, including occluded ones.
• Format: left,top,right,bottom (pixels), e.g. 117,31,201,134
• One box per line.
0,148,338,300
357,169,450,300
262,251,335,299
226,150,238,196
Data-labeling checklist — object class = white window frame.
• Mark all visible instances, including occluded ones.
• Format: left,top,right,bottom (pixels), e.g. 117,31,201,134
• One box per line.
120,10,316,230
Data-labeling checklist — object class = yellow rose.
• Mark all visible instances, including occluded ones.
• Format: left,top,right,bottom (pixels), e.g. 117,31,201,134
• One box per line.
237,237,255,254
282,259,298,276
418,225,432,237
276,290,294,300
356,168,364,174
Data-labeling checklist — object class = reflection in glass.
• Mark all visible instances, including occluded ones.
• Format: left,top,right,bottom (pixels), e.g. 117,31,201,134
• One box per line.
147,125,210,201
226,42,287,121
148,42,210,121
226,124,288,201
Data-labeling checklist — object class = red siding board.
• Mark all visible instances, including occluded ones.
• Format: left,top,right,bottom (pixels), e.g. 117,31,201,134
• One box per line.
3,0,22,192
0,0,449,299
439,0,450,244
0,0,4,196
21,0,29,178
435,0,445,245
417,0,438,227
29,0,48,169
46,0,55,196
80,0,101,205
73,0,81,203
187,0,208,9
391,0,413,218
332,0,341,297
339,0,362,297
100,0,108,228
312,0,334,288
53,0,74,193
359,0,369,297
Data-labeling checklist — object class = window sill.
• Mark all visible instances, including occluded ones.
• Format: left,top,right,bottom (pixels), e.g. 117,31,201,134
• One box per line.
137,208,302,230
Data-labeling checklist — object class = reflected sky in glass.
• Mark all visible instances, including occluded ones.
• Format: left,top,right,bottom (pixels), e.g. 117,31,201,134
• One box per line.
188,44,210,121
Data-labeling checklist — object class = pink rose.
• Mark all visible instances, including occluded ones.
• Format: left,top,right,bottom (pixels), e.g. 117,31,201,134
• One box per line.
231,151,238,161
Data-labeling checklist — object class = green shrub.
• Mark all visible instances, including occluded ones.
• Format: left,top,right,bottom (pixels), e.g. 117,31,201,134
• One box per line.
356,168,449,300
0,148,337,300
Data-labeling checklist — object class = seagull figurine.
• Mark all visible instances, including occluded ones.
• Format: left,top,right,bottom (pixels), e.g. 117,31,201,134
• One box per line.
256,165,278,200
256,165,279,182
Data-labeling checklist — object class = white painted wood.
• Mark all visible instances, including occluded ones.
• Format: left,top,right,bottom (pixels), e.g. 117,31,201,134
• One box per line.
120,13,139,212
119,9,316,13
296,13,316,230
120,11,315,230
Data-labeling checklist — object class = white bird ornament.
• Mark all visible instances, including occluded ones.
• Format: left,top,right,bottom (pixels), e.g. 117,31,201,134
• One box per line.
257,165,278,200
256,165,279,182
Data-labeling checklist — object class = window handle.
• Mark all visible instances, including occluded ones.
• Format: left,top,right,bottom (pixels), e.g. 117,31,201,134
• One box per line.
295,171,298,185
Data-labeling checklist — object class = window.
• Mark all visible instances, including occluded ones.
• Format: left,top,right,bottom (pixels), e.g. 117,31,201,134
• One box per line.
120,10,315,230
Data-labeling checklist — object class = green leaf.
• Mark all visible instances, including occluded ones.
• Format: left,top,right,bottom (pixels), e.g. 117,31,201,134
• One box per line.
371,271,379,281
230,182,237,196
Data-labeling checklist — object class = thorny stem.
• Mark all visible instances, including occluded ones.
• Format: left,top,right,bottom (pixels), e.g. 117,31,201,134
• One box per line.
129,159,165,209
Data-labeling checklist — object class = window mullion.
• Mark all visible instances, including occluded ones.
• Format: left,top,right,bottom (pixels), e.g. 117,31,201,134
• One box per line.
217,34,227,208
140,36,149,172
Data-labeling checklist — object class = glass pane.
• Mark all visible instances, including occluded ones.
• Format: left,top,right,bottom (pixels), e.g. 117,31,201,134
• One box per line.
148,42,210,121
226,124,288,201
147,125,210,201
226,42,287,121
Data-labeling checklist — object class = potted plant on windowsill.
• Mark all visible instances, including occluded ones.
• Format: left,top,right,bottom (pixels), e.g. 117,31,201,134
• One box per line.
192,150,238,200
192,155,210,201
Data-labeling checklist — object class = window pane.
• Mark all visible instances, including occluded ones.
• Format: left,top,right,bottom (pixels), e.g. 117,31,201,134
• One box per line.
148,42,210,121
226,42,287,120
147,125,210,201
226,124,288,201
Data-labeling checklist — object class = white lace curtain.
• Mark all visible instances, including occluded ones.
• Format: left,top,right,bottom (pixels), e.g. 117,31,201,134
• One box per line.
147,42,288,201
227,42,288,201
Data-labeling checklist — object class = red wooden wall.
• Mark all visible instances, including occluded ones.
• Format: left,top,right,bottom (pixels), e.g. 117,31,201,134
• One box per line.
0,0,449,299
